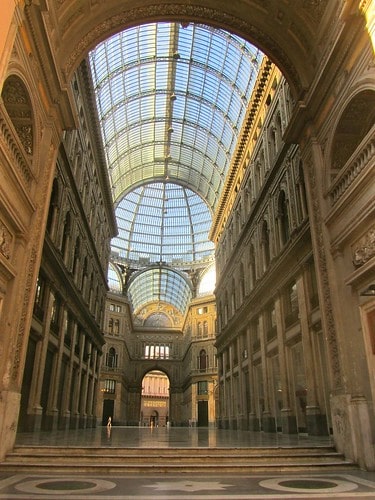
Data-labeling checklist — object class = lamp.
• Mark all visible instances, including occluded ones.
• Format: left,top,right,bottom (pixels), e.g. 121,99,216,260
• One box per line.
360,284,375,296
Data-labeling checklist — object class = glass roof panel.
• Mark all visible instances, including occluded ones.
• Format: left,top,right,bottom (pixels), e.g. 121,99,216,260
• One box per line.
128,267,192,315
111,182,214,265
89,22,262,208
89,22,263,315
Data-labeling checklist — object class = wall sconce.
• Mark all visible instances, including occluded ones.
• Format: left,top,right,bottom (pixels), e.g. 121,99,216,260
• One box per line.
360,284,375,296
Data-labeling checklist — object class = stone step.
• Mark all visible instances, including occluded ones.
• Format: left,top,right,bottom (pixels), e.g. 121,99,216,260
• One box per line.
9,445,337,456
0,445,356,474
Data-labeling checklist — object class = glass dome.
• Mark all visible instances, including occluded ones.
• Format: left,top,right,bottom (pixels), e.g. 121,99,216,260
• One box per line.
111,181,214,265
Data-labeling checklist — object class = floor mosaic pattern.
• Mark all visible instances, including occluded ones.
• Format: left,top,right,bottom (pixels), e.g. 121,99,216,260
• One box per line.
1,472,375,499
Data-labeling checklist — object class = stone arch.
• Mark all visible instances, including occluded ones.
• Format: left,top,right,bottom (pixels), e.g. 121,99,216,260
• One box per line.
48,1,325,97
140,369,171,426
328,88,375,186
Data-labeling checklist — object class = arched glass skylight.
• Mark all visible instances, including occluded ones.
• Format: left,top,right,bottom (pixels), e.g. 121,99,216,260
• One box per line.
89,23,262,209
89,22,263,314
128,267,192,315
111,182,214,265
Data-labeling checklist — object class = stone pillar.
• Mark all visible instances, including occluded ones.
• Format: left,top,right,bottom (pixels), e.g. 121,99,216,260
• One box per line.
60,322,77,430
169,386,184,426
46,306,67,430
191,382,197,426
26,289,55,431
275,296,297,434
221,351,229,429
87,347,98,427
246,324,260,431
259,312,275,432
78,337,89,428
228,343,236,429
237,335,246,429
70,331,84,429
296,273,328,435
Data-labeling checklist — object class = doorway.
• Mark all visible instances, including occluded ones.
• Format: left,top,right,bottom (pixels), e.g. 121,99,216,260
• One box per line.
198,400,208,426
102,399,114,426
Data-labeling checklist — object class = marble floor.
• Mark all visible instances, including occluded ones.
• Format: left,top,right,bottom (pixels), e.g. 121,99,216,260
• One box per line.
0,426,374,499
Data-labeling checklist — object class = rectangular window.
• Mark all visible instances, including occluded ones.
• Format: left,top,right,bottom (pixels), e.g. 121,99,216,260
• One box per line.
197,306,208,315
198,381,208,395
104,379,116,394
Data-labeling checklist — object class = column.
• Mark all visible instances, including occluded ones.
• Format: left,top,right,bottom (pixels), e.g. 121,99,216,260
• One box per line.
86,347,98,427
46,305,67,430
237,335,246,429
60,321,77,429
296,274,328,435
246,323,260,430
26,289,55,431
228,344,236,429
259,312,275,432
78,336,89,428
221,350,228,429
275,296,297,433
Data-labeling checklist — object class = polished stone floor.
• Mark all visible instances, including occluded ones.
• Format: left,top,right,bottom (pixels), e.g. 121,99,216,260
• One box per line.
0,426,373,499
14,425,335,448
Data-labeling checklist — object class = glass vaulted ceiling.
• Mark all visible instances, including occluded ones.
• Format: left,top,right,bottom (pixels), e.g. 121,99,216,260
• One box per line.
89,23,262,315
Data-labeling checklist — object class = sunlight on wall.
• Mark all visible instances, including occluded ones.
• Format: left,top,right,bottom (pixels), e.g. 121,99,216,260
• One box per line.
362,0,375,52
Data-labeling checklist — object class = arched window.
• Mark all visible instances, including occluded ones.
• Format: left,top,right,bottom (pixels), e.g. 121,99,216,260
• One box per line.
72,236,80,280
239,262,245,303
296,162,308,221
231,278,236,315
249,243,256,290
61,212,71,262
106,347,118,368
199,349,208,371
108,318,113,334
261,220,270,271
278,190,290,246
197,322,203,337
81,256,88,294
46,178,59,237
203,320,208,337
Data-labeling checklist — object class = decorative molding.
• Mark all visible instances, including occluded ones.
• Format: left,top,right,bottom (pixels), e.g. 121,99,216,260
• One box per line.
352,227,375,268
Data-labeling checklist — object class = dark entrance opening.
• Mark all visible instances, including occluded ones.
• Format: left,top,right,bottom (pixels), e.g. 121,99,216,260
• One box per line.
198,400,208,427
102,399,114,426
